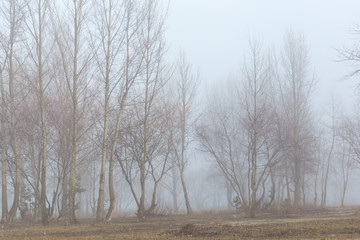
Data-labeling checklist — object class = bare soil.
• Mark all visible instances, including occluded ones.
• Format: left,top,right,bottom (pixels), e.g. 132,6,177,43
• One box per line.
1,207,360,239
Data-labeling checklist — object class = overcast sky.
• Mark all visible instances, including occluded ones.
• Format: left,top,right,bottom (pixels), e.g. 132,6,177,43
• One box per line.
164,0,360,111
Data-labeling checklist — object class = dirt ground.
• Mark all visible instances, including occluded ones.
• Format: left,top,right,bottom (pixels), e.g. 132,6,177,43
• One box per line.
1,207,360,239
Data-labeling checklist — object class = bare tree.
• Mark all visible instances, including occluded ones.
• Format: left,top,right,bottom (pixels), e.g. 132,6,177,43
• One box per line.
92,0,127,222
276,30,316,208
136,0,167,220
0,35,8,224
197,75,248,210
51,0,93,224
103,0,144,222
168,52,199,214
339,144,354,207
338,22,360,90
197,38,280,216
22,0,53,225
339,114,360,165
319,98,337,207
239,38,279,217
0,0,26,223
117,95,172,219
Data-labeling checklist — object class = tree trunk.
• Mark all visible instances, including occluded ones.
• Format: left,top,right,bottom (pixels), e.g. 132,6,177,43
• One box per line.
96,82,109,222
138,162,146,220
105,154,115,222
171,167,178,212
138,27,150,220
38,1,48,224
69,69,78,224
96,6,112,221
226,179,232,210
180,169,192,214
285,159,291,207
8,32,21,223
341,183,347,207
0,70,8,223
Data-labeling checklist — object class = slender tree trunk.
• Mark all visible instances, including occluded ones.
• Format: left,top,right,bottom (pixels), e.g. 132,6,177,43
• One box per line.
285,159,291,205
0,70,8,223
139,101,147,220
293,126,300,208
8,76,21,223
341,153,350,207
70,8,79,224
105,4,136,220
8,24,21,222
301,175,306,206
180,102,192,214
95,90,108,220
180,169,192,214
138,163,146,219
104,99,127,222
104,60,130,221
68,0,88,224
105,155,115,221
36,0,48,225
321,106,335,207
96,46,110,222
31,140,41,220
171,166,178,212
96,3,112,221
341,182,347,207
226,179,232,210
61,171,69,218
138,19,151,220
314,163,319,207
250,69,257,218
70,88,78,224
138,58,149,221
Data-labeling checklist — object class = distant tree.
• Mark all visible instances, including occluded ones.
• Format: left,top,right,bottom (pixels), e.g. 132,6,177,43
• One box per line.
320,98,338,207
339,143,354,207
239,38,279,217
168,52,200,215
338,22,360,90
117,96,172,219
0,28,8,224
275,30,316,208
197,38,280,217
197,72,247,208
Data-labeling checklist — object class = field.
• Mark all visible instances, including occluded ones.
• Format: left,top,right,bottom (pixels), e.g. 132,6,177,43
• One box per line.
1,207,360,239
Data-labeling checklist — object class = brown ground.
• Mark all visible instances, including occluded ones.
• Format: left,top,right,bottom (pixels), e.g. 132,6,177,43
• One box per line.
1,207,360,239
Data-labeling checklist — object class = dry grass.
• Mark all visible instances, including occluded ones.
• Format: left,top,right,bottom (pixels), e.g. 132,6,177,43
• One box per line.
1,207,360,239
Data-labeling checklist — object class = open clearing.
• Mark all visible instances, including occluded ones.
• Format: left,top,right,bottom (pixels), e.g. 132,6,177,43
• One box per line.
1,207,360,239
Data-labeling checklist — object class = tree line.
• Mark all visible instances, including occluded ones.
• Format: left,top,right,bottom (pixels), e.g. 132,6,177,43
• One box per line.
0,0,359,225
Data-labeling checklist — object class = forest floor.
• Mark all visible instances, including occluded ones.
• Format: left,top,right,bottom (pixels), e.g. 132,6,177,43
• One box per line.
1,206,360,239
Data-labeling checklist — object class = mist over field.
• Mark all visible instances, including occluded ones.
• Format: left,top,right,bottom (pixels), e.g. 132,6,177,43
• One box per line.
0,0,360,228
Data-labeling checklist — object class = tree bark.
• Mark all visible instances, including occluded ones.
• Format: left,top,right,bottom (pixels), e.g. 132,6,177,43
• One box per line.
171,166,178,212
8,10,21,221
0,69,8,223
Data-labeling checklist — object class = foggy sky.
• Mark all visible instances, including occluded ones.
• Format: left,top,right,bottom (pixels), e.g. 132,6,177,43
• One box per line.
162,0,360,207
165,0,360,110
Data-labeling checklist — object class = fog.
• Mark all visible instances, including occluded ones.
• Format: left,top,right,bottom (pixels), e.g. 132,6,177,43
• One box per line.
166,0,359,108
0,0,360,224
165,0,360,208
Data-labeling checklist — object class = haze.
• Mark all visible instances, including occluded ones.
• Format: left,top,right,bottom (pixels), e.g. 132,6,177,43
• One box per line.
166,0,359,108
0,0,360,227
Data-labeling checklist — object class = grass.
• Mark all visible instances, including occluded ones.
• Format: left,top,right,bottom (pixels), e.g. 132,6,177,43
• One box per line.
1,207,360,239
